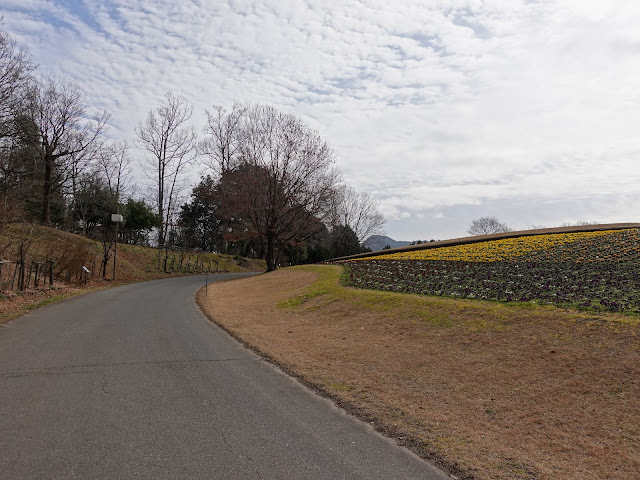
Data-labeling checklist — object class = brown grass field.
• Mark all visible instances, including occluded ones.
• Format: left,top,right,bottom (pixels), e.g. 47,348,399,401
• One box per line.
197,265,640,480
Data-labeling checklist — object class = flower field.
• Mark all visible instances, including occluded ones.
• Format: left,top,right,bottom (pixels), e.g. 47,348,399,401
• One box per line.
341,228,640,313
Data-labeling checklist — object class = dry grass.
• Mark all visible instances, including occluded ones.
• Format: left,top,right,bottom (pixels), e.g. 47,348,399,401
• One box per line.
0,285,91,324
0,223,265,323
197,265,640,480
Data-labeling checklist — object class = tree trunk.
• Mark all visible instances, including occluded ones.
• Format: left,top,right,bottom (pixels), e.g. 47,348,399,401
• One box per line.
220,218,229,253
158,194,164,247
265,232,276,271
41,155,52,225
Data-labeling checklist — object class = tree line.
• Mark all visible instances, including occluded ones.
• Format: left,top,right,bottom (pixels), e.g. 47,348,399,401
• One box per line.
0,25,385,272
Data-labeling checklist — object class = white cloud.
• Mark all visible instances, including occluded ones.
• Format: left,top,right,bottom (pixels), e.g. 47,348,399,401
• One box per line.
3,0,640,240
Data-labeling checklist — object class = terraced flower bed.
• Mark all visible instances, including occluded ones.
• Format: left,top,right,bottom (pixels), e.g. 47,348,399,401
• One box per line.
342,228,640,313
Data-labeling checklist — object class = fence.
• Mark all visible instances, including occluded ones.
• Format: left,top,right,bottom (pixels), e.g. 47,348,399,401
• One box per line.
0,259,54,292
158,244,244,275
0,234,251,293
164,252,225,274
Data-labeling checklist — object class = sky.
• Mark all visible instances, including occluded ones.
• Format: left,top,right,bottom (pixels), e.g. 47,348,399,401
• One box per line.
2,0,640,241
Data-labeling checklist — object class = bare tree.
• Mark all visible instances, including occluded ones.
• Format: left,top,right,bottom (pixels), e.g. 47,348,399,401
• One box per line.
0,24,35,219
560,220,598,227
467,216,511,236
135,92,196,268
199,103,245,253
26,76,108,225
218,104,338,271
71,171,101,236
0,23,34,141
199,103,245,175
67,140,101,206
98,141,131,202
334,184,385,243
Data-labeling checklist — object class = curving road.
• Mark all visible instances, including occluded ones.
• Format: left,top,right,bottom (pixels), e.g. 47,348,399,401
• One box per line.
0,274,449,479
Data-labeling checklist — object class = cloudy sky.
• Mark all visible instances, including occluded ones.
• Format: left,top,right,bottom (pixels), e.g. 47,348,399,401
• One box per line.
2,0,640,240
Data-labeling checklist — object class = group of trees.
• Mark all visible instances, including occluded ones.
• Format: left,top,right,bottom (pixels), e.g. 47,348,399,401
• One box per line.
0,25,385,271
175,103,384,270
3,25,608,271
466,218,599,237
0,24,161,276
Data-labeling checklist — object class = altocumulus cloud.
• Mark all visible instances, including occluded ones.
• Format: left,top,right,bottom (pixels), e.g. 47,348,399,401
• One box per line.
3,0,640,240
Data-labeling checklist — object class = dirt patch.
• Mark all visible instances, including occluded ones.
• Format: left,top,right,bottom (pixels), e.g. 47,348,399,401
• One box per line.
0,283,88,324
197,265,640,480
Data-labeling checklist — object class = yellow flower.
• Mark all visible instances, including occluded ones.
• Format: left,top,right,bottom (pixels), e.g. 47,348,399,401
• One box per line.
355,230,623,263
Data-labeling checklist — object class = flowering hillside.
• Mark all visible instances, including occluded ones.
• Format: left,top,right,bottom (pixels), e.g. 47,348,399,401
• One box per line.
341,228,640,313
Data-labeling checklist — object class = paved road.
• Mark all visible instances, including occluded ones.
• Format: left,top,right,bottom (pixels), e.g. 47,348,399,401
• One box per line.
0,274,450,479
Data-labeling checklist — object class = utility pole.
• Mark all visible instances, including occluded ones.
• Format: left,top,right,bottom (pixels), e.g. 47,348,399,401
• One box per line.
111,213,123,280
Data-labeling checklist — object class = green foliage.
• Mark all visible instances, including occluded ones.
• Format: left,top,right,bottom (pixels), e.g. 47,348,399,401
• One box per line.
178,175,222,252
330,224,367,258
300,224,370,263
124,198,160,245
71,175,119,234
277,265,344,308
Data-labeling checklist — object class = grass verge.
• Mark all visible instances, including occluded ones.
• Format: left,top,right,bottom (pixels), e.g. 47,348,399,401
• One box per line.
197,264,640,480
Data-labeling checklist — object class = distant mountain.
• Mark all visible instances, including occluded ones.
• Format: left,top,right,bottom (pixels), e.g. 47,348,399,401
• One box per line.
363,235,412,252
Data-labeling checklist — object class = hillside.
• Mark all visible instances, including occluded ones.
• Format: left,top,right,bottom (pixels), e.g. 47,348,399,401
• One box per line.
363,235,412,252
0,223,265,322
345,224,640,315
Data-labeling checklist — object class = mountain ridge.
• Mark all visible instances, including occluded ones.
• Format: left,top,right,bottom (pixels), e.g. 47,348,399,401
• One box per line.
363,235,412,252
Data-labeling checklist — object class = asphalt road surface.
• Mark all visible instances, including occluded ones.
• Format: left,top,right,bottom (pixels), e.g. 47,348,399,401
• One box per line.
0,274,450,480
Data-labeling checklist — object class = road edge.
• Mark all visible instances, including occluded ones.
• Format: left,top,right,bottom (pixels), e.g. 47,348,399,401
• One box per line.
194,284,462,480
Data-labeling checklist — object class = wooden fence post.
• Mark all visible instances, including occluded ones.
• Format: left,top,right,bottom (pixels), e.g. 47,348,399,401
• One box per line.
34,262,41,288
39,262,46,287
11,261,18,290
18,260,25,291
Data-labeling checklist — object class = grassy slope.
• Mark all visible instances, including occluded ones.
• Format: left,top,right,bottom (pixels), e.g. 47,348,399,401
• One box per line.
0,223,265,322
198,265,640,480
341,227,640,315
